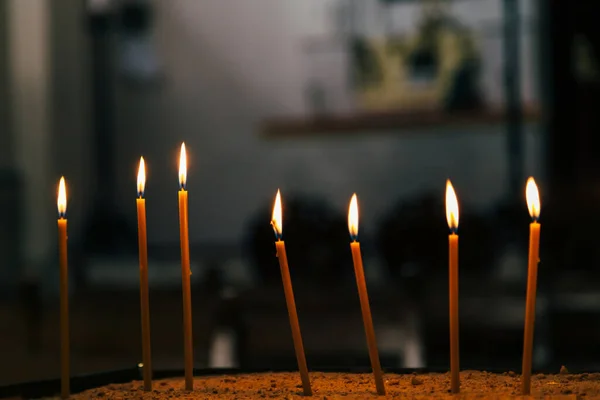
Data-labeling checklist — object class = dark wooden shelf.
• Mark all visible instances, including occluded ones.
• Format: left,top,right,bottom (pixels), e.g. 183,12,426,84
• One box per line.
261,106,541,138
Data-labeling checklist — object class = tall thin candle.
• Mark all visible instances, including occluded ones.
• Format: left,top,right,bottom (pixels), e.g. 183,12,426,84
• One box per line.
348,194,385,396
271,190,312,396
136,157,152,391
57,177,70,399
445,180,460,394
178,143,194,391
521,177,541,395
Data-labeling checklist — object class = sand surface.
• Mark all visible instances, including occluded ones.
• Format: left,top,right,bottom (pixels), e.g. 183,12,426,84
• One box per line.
49,370,599,399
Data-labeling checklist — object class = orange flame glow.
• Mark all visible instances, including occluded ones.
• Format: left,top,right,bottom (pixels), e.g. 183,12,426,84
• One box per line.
272,189,282,238
445,180,459,232
348,193,359,239
137,157,146,197
526,177,540,220
57,177,67,217
179,143,187,189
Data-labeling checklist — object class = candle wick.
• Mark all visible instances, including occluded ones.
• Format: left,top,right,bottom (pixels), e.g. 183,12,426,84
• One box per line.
271,223,282,241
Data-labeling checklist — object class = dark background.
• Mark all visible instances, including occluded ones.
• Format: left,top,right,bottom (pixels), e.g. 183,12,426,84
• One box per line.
1,0,600,385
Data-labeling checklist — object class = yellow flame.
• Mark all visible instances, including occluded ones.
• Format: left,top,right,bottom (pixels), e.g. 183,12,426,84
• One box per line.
526,177,540,220
137,156,146,196
57,176,67,216
348,193,359,238
445,180,459,230
272,189,282,236
179,142,187,188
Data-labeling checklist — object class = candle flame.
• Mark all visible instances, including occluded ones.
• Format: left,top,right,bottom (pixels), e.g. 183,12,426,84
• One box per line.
526,177,540,220
137,157,146,197
179,142,187,189
57,176,67,218
445,180,459,232
272,189,282,238
348,193,359,240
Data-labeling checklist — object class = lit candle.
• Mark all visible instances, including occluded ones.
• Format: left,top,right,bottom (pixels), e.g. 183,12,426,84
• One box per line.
271,190,312,396
136,157,152,391
521,177,541,395
445,180,460,394
178,143,194,391
57,177,70,399
348,194,385,396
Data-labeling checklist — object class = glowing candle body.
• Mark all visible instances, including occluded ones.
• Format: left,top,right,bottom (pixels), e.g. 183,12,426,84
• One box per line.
57,177,69,399
136,158,152,391
178,144,194,391
445,180,460,394
272,190,312,396
58,218,69,399
350,241,386,395
348,194,385,396
521,221,540,395
275,240,312,396
448,233,459,394
521,177,541,396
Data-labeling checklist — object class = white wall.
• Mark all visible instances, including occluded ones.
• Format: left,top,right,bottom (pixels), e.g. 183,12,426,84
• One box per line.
110,0,541,245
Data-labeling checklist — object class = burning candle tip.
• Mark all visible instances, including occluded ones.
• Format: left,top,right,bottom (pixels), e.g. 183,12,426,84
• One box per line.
526,177,540,221
272,190,283,239
57,176,67,218
445,180,459,233
137,157,146,198
348,193,359,240
179,143,187,190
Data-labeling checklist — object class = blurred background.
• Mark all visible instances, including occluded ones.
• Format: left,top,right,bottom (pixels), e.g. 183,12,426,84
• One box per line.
0,0,599,385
